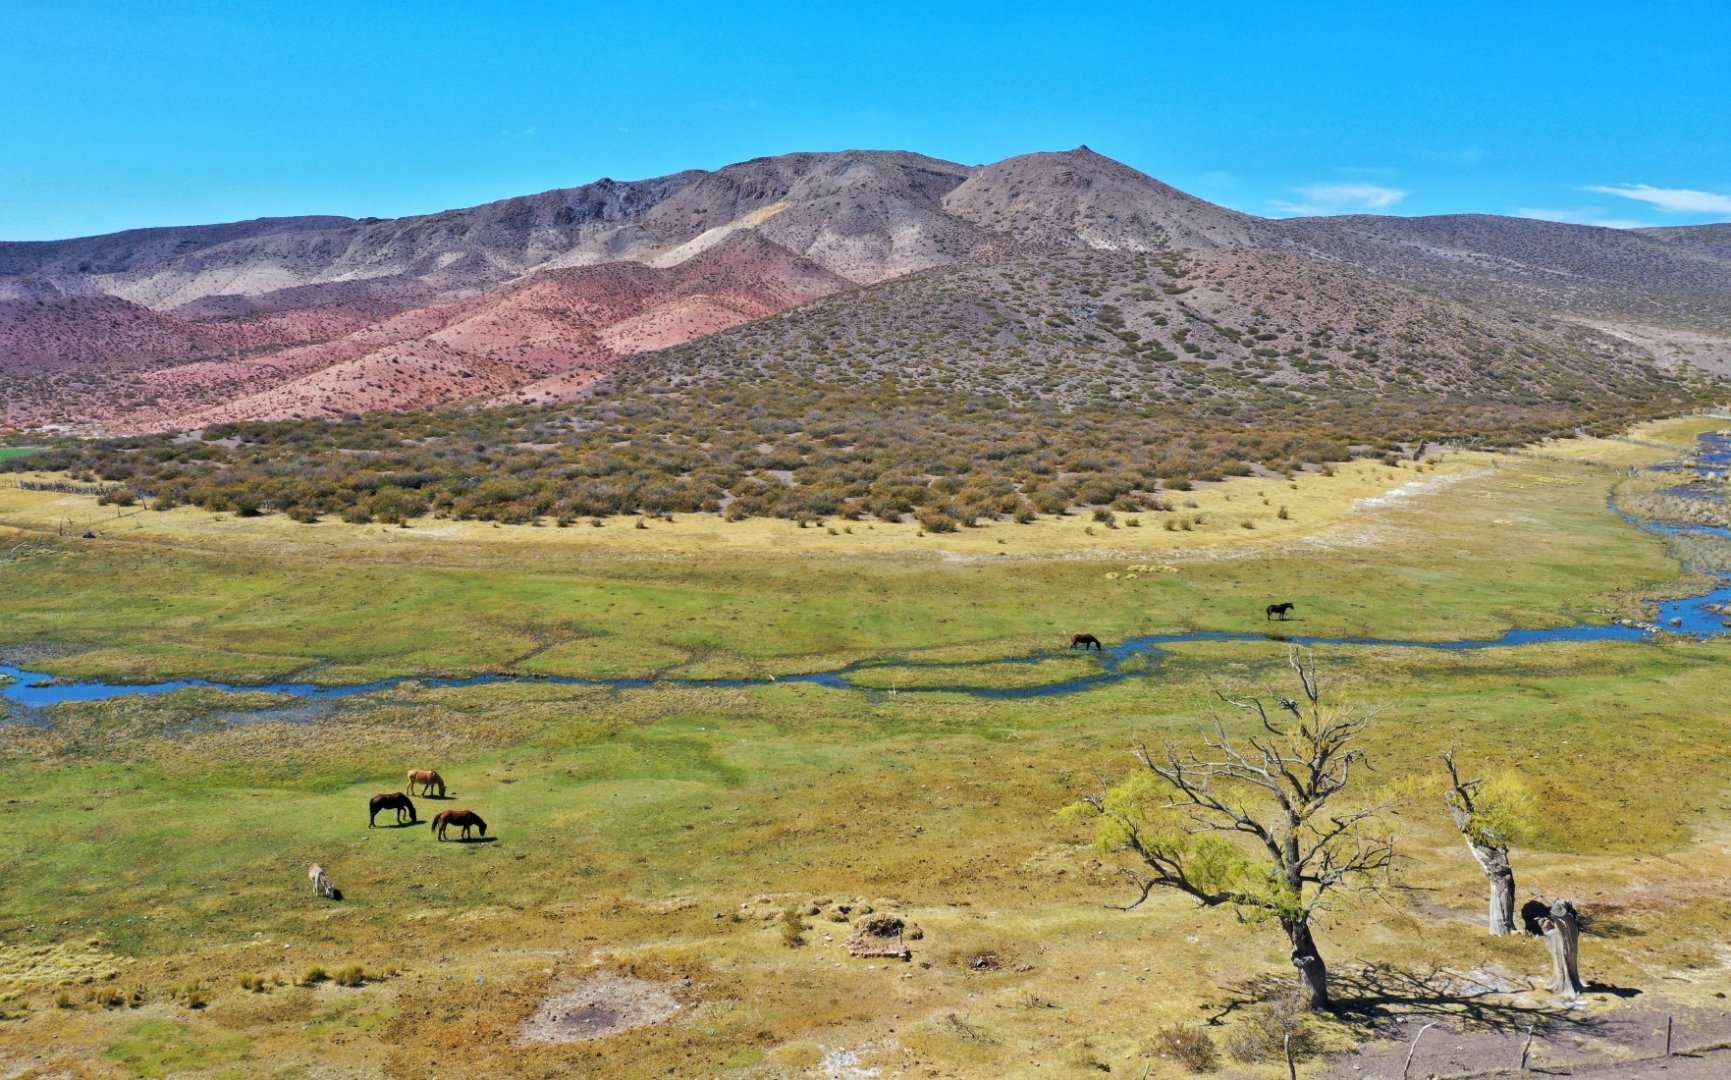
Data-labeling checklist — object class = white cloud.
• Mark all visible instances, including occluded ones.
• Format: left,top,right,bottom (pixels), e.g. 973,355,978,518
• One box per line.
1584,184,1731,215
1270,182,1408,216
1515,207,1650,230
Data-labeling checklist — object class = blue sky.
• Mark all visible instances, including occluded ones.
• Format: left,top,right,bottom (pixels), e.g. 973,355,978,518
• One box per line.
3,0,1728,240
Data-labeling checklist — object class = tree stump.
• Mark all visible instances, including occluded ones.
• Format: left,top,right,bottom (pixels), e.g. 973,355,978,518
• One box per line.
1539,900,1583,998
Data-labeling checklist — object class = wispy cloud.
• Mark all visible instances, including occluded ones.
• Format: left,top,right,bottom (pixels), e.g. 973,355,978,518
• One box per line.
1270,182,1408,216
1584,183,1731,215
1516,207,1649,230
498,126,538,141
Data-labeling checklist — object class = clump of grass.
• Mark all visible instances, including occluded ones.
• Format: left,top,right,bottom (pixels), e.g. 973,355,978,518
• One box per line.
238,974,269,993
1225,1001,1317,1063
173,981,209,1009
1278,505,1290,519
332,965,366,988
299,966,329,987
779,905,807,948
1149,1023,1218,1072
54,989,75,1009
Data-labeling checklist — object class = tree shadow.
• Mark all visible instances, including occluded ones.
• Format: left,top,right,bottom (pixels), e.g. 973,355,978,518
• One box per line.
1329,963,1611,1039
1203,963,1617,1042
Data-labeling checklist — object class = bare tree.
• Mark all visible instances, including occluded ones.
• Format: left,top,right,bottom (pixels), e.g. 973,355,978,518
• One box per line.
1442,751,1521,936
1068,649,1394,1010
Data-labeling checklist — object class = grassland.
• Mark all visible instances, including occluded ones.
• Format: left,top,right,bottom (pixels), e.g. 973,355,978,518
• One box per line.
2,417,1729,1078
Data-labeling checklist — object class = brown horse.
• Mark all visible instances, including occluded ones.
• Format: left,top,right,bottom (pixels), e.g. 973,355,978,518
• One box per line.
369,792,417,827
1069,633,1103,651
432,809,488,841
406,769,446,797
1266,602,1296,621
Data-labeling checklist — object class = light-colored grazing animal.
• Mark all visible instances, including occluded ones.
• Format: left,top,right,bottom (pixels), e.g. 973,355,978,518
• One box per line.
431,809,487,841
309,863,341,900
406,769,446,797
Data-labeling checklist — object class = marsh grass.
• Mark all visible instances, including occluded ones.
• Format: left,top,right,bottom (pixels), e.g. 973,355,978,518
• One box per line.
1,424,1729,1076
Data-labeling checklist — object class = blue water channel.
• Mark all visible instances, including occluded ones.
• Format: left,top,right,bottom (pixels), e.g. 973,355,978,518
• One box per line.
5,432,1730,711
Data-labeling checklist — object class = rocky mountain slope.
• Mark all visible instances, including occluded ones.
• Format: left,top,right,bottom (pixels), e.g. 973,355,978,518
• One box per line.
2,146,1727,432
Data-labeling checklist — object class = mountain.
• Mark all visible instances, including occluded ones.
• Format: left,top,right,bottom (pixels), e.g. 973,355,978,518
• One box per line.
942,146,1267,251
1271,213,1731,326
622,244,1684,421
2,146,1728,432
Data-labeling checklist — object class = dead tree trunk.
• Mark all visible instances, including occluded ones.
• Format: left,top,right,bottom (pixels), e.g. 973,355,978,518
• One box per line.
1286,919,1329,1010
1443,752,1518,935
1540,900,1583,999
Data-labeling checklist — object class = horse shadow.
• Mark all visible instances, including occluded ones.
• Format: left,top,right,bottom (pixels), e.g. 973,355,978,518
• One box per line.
372,819,421,830
449,835,498,845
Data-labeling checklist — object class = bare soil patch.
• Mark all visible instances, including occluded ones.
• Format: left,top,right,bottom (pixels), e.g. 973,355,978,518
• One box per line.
516,973,683,1045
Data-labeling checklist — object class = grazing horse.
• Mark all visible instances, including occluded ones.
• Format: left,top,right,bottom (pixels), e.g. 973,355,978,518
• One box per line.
369,792,417,827
309,864,342,901
406,769,446,797
432,809,488,841
1266,602,1296,621
1069,633,1103,651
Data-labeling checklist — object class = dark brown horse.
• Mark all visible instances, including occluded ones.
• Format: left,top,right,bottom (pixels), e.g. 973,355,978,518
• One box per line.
432,809,487,841
1069,633,1103,651
406,769,446,797
1266,602,1295,621
369,792,417,827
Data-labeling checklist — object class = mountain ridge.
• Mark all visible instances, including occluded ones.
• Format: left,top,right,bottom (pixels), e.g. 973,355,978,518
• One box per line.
3,146,1728,431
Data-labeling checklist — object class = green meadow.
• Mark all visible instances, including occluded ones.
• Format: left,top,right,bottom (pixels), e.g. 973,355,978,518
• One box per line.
2,418,1729,1077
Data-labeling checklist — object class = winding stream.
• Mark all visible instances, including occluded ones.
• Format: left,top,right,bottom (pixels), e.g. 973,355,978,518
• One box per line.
6,432,1730,712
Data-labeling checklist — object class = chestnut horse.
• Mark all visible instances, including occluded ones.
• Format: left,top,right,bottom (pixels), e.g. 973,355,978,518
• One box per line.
1266,602,1296,621
1069,633,1103,651
432,809,487,841
406,769,446,797
369,792,417,827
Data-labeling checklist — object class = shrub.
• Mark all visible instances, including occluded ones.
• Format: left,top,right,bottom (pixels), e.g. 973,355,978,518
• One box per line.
780,906,807,948
1150,1023,1218,1072
1225,1002,1317,1063
917,509,958,533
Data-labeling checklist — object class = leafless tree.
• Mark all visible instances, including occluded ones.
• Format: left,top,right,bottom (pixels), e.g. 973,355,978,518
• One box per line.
1071,649,1394,1010
1442,751,1519,936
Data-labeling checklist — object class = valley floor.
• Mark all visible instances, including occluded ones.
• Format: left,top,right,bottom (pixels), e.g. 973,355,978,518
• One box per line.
1,418,1729,1078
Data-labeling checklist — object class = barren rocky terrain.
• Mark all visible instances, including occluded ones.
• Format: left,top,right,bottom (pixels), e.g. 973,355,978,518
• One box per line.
2,146,1728,432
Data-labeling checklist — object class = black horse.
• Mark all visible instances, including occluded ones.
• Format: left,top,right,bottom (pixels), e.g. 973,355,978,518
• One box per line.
1265,602,1295,621
369,792,418,827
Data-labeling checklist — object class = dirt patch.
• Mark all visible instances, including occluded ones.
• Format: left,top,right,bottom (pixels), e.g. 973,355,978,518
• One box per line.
846,914,911,961
516,973,683,1045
